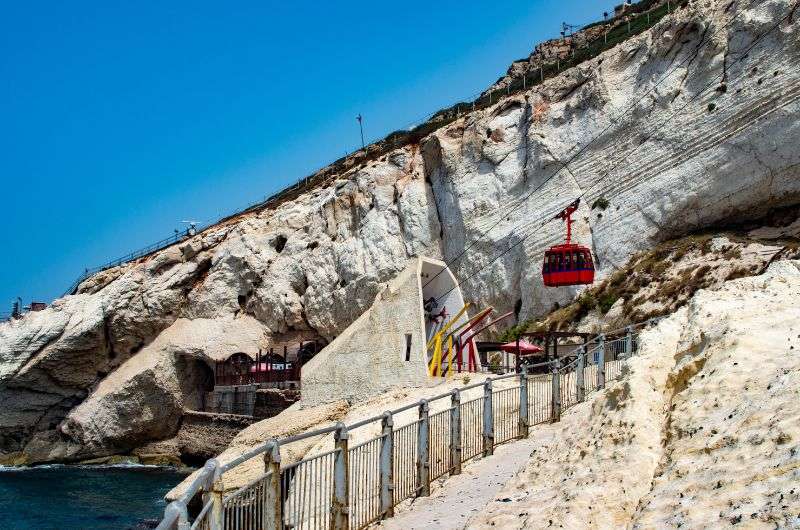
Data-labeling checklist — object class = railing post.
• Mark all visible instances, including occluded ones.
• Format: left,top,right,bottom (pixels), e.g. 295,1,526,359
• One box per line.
179,500,191,530
519,367,530,439
264,440,282,529
170,499,190,530
551,359,561,423
625,326,634,358
449,389,462,475
198,459,222,530
208,475,224,530
162,501,188,530
482,380,494,457
576,347,586,403
379,412,394,518
416,400,430,497
332,423,350,530
598,334,606,390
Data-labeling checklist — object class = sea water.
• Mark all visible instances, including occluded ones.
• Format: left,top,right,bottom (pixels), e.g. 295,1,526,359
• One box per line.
0,464,190,529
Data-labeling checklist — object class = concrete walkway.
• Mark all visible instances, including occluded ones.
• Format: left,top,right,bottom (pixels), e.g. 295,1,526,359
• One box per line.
375,431,553,530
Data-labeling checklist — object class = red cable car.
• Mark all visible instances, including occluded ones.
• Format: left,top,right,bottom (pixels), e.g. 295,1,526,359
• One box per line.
542,198,595,287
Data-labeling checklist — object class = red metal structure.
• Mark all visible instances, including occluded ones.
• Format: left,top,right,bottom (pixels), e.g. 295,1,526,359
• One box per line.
455,310,514,372
542,198,595,287
214,341,320,386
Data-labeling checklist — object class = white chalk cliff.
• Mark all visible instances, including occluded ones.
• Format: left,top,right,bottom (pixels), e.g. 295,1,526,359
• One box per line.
1,0,799,463
470,259,800,529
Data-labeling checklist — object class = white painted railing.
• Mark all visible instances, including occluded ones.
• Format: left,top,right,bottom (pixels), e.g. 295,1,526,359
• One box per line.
157,319,659,530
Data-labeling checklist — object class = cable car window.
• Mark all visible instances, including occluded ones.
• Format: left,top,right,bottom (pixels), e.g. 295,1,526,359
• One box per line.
577,252,585,269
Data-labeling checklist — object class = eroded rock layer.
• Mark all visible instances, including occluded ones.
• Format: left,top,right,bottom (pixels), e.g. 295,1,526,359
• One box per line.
471,259,800,529
1,0,799,463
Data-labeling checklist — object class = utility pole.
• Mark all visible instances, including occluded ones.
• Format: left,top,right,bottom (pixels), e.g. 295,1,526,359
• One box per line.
356,114,365,151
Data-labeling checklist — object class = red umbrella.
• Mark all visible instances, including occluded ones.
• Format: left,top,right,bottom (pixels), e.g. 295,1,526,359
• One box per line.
499,340,543,355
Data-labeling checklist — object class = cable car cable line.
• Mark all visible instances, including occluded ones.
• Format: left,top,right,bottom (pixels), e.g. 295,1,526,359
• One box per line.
467,6,738,234
572,71,800,238
421,2,754,291
459,5,793,257
428,8,794,306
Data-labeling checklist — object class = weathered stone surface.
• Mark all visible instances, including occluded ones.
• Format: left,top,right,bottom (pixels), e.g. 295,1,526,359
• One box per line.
469,259,800,529
1,0,799,462
48,316,269,462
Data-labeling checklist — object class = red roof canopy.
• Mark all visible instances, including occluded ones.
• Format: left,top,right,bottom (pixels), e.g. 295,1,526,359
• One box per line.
499,340,544,355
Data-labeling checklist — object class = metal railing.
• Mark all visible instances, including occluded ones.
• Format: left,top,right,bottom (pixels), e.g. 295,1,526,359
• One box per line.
214,365,300,387
157,319,659,530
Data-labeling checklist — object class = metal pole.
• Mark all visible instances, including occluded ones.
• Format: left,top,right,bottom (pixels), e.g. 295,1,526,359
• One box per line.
209,475,224,530
379,412,394,518
597,334,606,390
576,347,585,402
625,326,634,358
551,358,561,422
519,367,530,438
450,390,462,475
264,440,282,528
554,337,559,364
332,423,350,530
416,400,431,497
628,20,631,33
482,380,494,457
540,67,544,82
356,114,365,151
175,500,190,530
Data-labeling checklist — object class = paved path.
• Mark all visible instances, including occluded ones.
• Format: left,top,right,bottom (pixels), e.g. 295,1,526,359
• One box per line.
376,434,549,530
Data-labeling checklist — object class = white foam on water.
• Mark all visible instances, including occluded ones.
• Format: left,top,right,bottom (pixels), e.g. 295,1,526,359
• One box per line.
0,462,174,472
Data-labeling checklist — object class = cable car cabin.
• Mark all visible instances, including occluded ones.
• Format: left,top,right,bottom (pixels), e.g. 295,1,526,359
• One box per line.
542,244,595,286
542,198,596,287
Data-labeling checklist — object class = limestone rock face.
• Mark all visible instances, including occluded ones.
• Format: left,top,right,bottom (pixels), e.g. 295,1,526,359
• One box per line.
2,0,800,462
48,316,269,463
470,259,800,528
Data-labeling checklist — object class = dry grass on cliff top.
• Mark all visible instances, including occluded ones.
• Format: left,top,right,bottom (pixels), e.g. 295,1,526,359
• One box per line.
526,224,800,335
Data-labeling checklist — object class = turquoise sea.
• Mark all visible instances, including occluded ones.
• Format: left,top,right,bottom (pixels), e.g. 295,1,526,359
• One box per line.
0,464,189,529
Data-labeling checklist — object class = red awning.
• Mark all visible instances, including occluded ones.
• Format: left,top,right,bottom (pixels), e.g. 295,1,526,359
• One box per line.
499,340,544,355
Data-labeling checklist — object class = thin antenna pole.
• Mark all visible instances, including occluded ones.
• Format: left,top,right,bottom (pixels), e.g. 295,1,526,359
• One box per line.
356,114,365,150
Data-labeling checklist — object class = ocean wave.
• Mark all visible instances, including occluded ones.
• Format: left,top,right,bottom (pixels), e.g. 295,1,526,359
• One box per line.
0,462,179,472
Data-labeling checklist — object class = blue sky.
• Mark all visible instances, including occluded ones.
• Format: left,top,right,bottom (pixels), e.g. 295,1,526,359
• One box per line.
1,0,611,310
